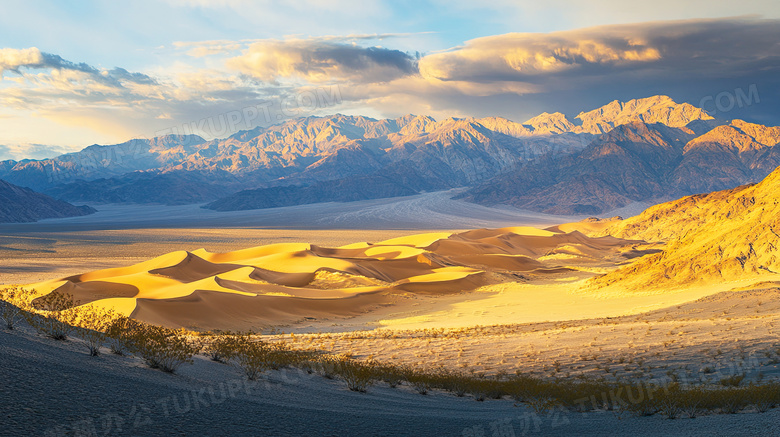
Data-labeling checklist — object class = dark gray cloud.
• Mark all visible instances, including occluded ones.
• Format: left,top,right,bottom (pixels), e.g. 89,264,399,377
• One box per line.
228,39,419,83
400,17,780,124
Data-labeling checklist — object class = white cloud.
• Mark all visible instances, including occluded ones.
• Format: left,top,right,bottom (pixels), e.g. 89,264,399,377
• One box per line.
0,47,44,76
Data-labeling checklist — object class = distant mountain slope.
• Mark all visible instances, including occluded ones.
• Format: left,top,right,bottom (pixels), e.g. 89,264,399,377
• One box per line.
0,95,721,209
462,118,778,214
0,179,95,223
205,173,419,211
0,135,207,191
591,166,780,289
461,122,699,214
670,120,780,195
43,170,243,205
201,96,721,212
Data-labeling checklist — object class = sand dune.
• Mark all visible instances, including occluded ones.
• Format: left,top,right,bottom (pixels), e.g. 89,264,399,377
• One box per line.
26,226,647,330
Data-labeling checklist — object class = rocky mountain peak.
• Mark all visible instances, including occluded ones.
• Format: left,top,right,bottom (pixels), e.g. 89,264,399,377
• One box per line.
576,95,715,134
523,112,576,135
396,114,437,136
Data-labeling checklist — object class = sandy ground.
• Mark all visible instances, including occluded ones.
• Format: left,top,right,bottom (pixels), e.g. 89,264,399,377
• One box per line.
3,321,779,437
0,228,442,285
279,284,780,384
0,190,578,285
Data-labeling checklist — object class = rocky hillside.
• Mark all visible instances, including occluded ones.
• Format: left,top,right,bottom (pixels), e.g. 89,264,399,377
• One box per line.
463,118,779,214
0,179,95,223
591,166,780,289
461,122,700,214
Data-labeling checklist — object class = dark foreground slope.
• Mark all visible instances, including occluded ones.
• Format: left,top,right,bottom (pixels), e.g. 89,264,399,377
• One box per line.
2,322,778,436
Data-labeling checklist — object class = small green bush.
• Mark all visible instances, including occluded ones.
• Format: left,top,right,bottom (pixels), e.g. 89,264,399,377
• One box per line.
0,287,33,330
205,332,242,363
126,323,201,373
327,355,375,393
24,292,76,340
232,335,273,380
71,305,113,356
105,315,137,355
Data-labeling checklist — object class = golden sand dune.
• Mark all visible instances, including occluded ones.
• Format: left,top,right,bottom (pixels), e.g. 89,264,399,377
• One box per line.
27,226,645,330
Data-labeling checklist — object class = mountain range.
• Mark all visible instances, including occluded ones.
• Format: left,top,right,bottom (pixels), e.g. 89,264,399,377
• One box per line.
2,95,776,216
460,118,780,214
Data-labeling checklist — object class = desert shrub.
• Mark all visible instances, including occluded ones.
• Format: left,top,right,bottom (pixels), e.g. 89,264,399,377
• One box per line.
126,323,201,373
297,358,317,375
105,316,138,355
262,341,310,370
436,369,470,397
376,363,404,388
326,355,376,393
232,335,276,380
483,378,507,400
656,383,683,419
401,366,433,395
680,386,704,418
720,373,746,387
70,305,114,356
462,375,507,401
506,374,549,404
705,387,750,414
526,396,561,414
24,292,76,340
0,287,33,330
747,382,780,413
724,388,750,414
205,332,242,363
314,354,339,379
624,388,659,416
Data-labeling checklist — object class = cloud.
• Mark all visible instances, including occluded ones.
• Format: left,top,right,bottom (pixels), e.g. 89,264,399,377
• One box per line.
352,17,780,124
173,39,255,57
420,34,661,81
0,143,73,161
419,17,779,84
0,47,158,90
227,38,419,83
0,48,44,75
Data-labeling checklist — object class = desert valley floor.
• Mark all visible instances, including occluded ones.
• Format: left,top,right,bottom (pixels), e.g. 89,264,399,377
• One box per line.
2,194,780,436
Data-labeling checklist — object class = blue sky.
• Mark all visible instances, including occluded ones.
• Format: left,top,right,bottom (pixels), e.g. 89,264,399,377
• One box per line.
0,0,779,159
